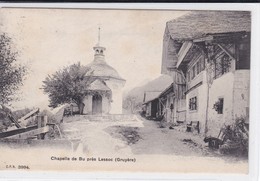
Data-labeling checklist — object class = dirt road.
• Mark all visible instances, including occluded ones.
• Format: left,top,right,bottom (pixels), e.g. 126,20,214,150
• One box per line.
106,116,217,157
61,115,248,161
61,116,143,156
58,115,248,173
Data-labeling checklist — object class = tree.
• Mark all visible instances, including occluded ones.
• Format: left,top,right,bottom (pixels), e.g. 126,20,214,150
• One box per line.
204,44,232,136
0,33,27,104
42,62,93,114
123,95,142,114
0,104,13,132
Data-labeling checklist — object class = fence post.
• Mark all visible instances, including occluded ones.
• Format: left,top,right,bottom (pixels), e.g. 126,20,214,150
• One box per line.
37,115,48,140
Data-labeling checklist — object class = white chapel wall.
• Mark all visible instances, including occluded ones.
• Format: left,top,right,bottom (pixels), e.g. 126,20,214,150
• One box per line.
102,95,110,114
105,79,125,114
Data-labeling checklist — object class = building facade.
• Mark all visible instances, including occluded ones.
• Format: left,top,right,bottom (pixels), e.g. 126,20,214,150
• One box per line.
83,41,125,115
160,11,250,136
178,32,250,136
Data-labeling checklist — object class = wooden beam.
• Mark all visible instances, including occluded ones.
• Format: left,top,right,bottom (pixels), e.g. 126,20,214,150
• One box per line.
5,126,50,139
18,108,39,122
177,41,193,68
193,35,213,43
8,114,23,129
217,43,236,61
37,115,48,140
158,98,166,109
0,126,38,138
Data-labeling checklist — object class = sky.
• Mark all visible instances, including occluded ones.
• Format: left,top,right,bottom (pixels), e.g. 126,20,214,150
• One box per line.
0,8,188,110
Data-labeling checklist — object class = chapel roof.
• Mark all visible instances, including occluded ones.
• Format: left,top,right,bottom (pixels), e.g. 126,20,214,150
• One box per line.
87,79,111,91
87,27,125,82
87,60,125,81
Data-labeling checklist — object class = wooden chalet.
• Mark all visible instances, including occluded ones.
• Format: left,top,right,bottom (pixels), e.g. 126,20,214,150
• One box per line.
161,11,250,135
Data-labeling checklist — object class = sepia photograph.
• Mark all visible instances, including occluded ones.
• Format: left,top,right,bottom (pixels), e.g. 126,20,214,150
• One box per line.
0,6,254,175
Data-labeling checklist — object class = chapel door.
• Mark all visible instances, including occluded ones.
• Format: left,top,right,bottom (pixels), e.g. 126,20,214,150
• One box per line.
92,94,102,114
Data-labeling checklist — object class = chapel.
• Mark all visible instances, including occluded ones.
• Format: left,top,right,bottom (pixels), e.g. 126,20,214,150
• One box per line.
82,29,125,115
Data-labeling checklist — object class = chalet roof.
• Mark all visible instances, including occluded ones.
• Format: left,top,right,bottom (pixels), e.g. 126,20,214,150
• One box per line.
167,11,251,41
143,82,175,104
161,11,251,74
159,83,174,98
87,79,111,91
143,91,161,104
142,74,173,104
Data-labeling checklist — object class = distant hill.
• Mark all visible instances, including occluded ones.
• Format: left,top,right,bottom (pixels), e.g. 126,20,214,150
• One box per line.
124,74,173,104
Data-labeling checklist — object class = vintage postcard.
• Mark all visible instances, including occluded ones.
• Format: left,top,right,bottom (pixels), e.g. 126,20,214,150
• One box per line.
0,6,255,177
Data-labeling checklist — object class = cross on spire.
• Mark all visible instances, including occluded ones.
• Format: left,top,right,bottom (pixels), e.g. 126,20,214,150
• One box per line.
93,25,106,57
98,25,101,45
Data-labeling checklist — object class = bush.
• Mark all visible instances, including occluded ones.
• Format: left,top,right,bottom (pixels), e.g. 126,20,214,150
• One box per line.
219,116,249,156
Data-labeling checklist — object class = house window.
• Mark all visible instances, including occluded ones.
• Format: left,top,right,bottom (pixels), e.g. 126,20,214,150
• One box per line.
194,63,197,75
213,98,224,114
200,57,205,71
236,42,250,70
187,71,190,82
218,98,224,114
221,56,231,74
192,66,195,79
189,96,197,111
196,61,200,74
189,69,192,80
215,54,231,78
170,103,174,111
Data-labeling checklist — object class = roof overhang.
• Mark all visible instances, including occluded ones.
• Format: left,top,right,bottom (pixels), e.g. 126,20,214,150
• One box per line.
87,79,111,91
159,83,174,98
143,98,159,105
193,35,214,43
193,31,249,44
176,31,250,69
